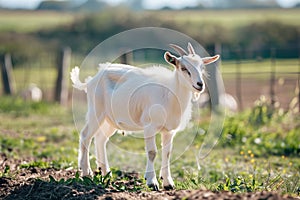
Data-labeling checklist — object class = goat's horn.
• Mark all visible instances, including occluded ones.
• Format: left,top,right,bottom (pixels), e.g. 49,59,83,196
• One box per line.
187,42,195,55
169,44,188,56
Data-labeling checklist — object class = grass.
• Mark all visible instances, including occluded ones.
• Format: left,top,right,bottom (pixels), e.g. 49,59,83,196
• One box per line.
0,96,299,196
221,59,299,75
2,53,84,94
0,97,76,167
0,9,299,34
173,152,299,194
0,9,298,195
0,10,75,33
148,9,300,29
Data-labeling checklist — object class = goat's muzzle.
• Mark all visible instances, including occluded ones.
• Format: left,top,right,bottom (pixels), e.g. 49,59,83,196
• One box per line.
193,85,203,92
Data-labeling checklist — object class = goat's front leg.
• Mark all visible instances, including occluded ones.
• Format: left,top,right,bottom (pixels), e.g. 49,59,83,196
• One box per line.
78,123,93,176
144,129,159,191
160,131,175,190
79,113,104,176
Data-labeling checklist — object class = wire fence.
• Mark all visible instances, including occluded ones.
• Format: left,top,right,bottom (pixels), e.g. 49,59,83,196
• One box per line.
221,58,300,112
0,47,299,112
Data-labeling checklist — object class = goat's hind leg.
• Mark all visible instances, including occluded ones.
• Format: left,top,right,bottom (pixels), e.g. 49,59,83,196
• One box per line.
94,120,116,176
78,115,104,176
78,123,93,176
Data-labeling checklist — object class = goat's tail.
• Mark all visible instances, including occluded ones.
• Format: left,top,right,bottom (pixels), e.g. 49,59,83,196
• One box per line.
70,66,91,93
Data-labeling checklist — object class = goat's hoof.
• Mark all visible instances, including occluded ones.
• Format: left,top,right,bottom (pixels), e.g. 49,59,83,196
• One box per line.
81,171,93,177
80,167,93,177
148,183,159,191
163,184,175,190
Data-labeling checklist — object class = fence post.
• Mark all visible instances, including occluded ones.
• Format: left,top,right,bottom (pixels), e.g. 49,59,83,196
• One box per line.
298,55,300,113
120,51,133,65
1,53,15,95
270,48,276,107
120,53,128,64
55,47,71,106
235,49,243,110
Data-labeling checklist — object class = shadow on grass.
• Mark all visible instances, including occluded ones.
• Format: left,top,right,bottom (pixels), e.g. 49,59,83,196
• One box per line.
1,165,145,200
4,179,107,200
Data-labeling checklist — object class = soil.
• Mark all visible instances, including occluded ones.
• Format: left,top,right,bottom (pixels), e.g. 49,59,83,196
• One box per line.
1,154,298,200
223,77,298,110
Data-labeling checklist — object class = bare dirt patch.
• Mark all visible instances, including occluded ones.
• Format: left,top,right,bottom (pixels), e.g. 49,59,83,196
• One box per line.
1,154,298,200
223,77,298,110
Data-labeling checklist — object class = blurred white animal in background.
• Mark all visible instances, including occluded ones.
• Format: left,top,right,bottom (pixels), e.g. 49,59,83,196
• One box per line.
21,83,43,102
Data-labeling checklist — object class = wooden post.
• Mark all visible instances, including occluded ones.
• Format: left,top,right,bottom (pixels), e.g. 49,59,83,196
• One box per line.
298,55,300,113
270,48,276,107
120,52,133,65
235,49,242,110
120,53,128,64
1,53,15,95
55,47,71,106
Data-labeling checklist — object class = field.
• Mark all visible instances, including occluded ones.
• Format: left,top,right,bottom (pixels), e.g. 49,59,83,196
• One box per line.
0,9,299,33
0,96,299,199
149,9,300,28
0,10,75,33
0,8,299,199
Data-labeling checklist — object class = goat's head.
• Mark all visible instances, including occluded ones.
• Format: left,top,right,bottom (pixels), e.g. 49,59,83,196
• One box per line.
164,43,219,96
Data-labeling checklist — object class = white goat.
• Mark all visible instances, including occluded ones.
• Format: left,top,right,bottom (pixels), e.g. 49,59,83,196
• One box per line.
70,43,219,190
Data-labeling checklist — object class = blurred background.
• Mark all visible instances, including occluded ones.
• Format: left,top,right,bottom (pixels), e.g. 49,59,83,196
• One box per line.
0,0,299,111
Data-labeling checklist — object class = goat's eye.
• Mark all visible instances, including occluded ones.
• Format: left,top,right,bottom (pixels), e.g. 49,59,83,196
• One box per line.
181,67,191,77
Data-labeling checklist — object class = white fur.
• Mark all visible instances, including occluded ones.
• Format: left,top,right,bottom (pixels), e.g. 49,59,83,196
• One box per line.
71,43,219,190
21,84,42,102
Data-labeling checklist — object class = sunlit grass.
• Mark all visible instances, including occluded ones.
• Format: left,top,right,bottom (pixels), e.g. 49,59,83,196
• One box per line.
1,9,299,34
0,10,75,33
221,59,299,78
0,97,299,195
149,9,300,29
9,53,84,94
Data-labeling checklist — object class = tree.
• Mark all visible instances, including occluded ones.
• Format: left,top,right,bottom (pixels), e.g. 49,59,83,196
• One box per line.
36,0,72,11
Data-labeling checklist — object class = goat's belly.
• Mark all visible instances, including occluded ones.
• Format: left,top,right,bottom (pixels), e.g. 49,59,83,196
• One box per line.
106,83,146,131
116,121,143,131
106,116,143,131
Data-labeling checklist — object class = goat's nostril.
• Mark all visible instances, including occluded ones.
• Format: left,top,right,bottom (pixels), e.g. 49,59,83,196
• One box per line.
197,82,203,87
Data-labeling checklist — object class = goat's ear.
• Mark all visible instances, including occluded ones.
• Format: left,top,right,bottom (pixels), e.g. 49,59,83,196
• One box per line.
164,51,179,68
202,55,220,65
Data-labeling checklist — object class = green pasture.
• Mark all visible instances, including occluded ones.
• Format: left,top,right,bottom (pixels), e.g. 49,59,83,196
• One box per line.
152,9,300,28
0,8,299,196
12,66,57,92
222,59,299,73
221,59,300,78
0,9,299,34
3,53,84,93
0,96,299,195
0,10,75,33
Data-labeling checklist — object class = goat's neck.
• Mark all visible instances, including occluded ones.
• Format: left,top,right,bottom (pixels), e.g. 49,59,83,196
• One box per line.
172,72,192,110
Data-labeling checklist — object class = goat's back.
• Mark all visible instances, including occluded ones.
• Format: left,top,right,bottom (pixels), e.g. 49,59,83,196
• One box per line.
87,63,178,131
